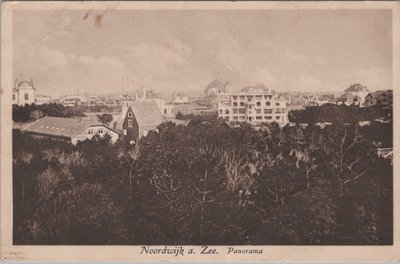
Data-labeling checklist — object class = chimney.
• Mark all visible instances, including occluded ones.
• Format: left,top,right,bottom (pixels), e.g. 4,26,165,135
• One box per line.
143,88,147,100
15,78,18,88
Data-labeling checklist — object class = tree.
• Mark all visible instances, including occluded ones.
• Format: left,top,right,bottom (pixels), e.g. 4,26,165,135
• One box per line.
97,113,113,125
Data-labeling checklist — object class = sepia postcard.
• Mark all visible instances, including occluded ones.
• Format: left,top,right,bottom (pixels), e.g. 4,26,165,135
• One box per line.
1,1,400,262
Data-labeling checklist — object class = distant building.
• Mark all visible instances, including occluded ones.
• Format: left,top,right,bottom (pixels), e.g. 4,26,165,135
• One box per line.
13,79,36,106
35,95,52,105
365,90,393,107
204,79,231,108
336,92,361,106
22,116,120,145
218,84,288,126
337,84,369,107
118,101,164,144
172,91,189,105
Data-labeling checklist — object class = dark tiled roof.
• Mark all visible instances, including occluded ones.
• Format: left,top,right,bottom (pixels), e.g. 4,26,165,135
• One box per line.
129,101,164,126
22,116,105,138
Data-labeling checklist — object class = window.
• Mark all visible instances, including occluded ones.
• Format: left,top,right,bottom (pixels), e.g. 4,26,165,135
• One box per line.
248,105,252,109
256,101,261,106
219,109,223,114
12,95,15,100
225,109,230,115
276,116,281,119
256,109,261,114
233,109,238,114
265,101,271,106
264,109,272,114
164,109,167,114
240,102,245,107
276,102,280,106
128,112,133,117
265,116,272,120
256,116,262,120
233,116,238,120
225,117,230,121
248,97,252,102
24,94,29,100
233,96,238,100
88,129,94,135
233,102,238,106
239,109,245,114
128,120,133,127
99,129,104,134
123,129,127,136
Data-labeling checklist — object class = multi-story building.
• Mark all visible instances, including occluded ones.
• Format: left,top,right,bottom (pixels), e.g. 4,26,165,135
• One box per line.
218,84,288,126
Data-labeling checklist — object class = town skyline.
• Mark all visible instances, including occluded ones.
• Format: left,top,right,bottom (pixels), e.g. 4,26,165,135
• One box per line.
13,9,392,98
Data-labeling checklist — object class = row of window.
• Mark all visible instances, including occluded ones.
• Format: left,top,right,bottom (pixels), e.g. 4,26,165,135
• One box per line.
224,115,283,122
232,95,273,100
12,94,30,100
232,101,281,107
88,128,105,135
220,109,285,115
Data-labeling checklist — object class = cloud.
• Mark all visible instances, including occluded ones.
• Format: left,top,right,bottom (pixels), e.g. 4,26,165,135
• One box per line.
354,67,392,90
34,46,68,74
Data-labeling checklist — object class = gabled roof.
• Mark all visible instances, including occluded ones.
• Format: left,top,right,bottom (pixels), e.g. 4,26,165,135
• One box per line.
22,116,115,138
129,101,164,126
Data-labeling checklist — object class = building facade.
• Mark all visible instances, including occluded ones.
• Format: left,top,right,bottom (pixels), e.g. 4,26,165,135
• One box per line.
12,79,36,106
119,101,164,144
218,84,288,126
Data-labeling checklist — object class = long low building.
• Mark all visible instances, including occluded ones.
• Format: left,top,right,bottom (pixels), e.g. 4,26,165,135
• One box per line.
22,116,120,144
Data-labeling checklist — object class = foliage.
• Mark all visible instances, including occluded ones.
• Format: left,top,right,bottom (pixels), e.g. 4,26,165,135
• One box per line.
289,104,392,124
13,103,86,123
13,114,393,245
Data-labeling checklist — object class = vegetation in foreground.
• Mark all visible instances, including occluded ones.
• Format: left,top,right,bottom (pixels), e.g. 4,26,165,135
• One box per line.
13,113,392,245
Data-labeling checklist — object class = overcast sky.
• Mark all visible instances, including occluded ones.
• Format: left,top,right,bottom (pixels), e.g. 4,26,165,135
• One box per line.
13,9,392,98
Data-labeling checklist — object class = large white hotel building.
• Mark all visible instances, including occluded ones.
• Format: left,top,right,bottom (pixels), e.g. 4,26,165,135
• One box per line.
217,84,288,126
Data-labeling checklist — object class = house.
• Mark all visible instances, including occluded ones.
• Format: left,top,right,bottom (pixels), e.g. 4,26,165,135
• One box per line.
12,79,36,106
218,84,288,126
365,90,393,107
337,84,369,106
22,116,120,145
337,92,361,106
119,101,164,144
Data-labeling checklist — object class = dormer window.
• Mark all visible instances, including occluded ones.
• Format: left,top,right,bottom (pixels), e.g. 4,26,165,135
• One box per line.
128,112,133,117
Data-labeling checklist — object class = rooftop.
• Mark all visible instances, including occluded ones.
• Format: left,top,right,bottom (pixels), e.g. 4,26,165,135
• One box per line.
22,116,108,138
